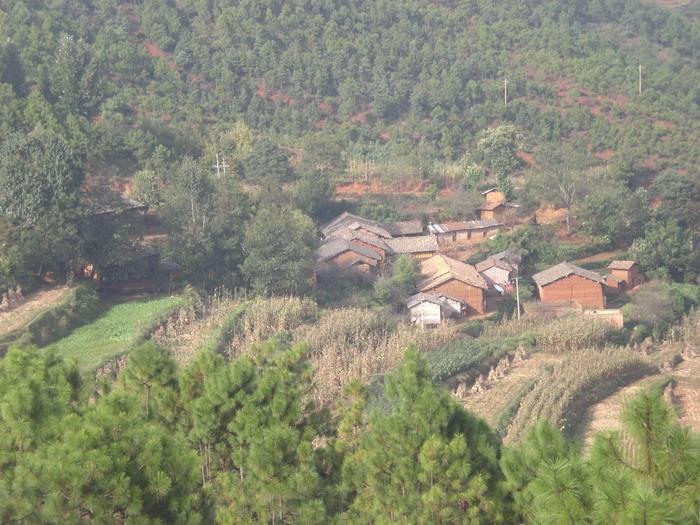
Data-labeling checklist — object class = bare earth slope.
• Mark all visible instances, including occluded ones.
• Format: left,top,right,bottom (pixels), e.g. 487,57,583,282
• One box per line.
0,286,71,337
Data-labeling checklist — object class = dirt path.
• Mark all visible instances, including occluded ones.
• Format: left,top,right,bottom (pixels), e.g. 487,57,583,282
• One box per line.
0,286,71,337
573,250,624,265
460,352,562,428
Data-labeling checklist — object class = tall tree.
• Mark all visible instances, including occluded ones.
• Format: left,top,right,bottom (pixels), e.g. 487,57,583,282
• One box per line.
241,205,317,296
341,350,511,523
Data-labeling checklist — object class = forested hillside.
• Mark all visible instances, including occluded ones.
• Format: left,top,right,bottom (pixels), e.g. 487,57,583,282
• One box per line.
0,0,698,176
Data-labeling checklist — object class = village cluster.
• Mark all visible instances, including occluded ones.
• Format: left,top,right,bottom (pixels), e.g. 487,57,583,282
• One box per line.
316,190,643,326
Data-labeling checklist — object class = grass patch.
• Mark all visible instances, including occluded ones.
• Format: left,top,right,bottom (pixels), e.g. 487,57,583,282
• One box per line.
46,295,183,372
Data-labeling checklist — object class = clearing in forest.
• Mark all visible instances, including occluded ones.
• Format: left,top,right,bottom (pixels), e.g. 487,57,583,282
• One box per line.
46,295,182,372
0,286,72,338
461,352,562,429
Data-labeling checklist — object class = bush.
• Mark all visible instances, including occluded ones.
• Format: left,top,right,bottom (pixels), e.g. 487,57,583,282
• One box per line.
0,284,102,354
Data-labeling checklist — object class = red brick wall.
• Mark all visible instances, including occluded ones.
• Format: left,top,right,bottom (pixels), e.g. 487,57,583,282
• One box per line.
539,274,605,309
611,267,643,289
430,279,485,316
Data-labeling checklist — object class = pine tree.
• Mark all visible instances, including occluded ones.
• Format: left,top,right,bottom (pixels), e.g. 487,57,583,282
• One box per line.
341,349,511,524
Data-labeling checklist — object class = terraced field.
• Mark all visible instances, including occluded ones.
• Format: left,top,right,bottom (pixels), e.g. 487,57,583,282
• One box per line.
460,352,562,429
46,295,182,372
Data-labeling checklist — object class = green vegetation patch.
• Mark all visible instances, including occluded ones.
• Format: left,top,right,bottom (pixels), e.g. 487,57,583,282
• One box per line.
426,336,526,383
46,295,182,372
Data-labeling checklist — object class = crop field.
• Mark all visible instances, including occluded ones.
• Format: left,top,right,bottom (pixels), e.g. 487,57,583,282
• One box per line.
460,352,563,429
46,295,182,372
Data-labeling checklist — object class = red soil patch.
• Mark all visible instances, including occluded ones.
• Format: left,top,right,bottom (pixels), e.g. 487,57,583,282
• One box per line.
255,82,297,106
318,102,333,114
595,149,616,161
380,131,392,142
535,205,567,225
143,41,176,70
335,179,427,197
517,151,535,165
350,111,369,125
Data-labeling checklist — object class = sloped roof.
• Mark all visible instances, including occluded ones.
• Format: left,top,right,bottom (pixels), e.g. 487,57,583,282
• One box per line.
419,254,488,290
387,235,439,254
332,229,393,253
317,238,382,262
428,218,502,234
607,260,637,271
321,212,393,239
406,292,459,314
385,220,424,236
492,250,522,265
475,256,515,273
532,262,605,287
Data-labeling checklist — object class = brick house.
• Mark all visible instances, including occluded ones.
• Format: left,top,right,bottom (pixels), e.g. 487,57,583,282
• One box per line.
532,262,606,309
316,238,382,275
418,254,488,316
607,260,643,290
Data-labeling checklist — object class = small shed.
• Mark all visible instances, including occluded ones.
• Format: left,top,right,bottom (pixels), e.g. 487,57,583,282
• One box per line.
407,293,459,326
607,260,643,290
478,200,506,221
481,188,505,204
532,262,606,309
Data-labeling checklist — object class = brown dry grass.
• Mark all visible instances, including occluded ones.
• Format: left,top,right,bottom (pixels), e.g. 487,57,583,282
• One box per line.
461,352,563,428
0,286,72,337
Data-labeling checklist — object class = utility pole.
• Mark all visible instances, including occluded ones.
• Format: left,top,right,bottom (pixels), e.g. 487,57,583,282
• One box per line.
515,274,521,321
504,78,509,106
213,154,230,179
638,64,643,95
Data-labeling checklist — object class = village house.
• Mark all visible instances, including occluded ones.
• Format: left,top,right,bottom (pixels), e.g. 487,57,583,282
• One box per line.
532,262,606,309
331,229,393,258
606,260,643,290
386,235,439,260
475,250,521,292
316,238,382,275
406,292,460,326
418,254,489,316
427,219,502,245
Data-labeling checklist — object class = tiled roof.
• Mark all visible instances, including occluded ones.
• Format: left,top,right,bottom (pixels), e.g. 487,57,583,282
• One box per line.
532,262,605,287
387,235,439,254
317,238,382,262
321,212,393,238
607,260,637,271
419,254,488,290
385,220,424,236
428,218,502,234
332,229,393,253
406,292,452,309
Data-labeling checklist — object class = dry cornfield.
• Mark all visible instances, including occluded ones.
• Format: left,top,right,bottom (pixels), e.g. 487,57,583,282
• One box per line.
483,314,613,353
505,347,650,443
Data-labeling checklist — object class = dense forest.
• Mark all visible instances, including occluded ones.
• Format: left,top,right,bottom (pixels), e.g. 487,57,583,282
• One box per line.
1,1,700,522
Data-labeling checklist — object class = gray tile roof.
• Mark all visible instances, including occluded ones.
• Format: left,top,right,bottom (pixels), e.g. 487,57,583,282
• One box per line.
317,238,382,262
387,235,439,254
532,262,605,287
